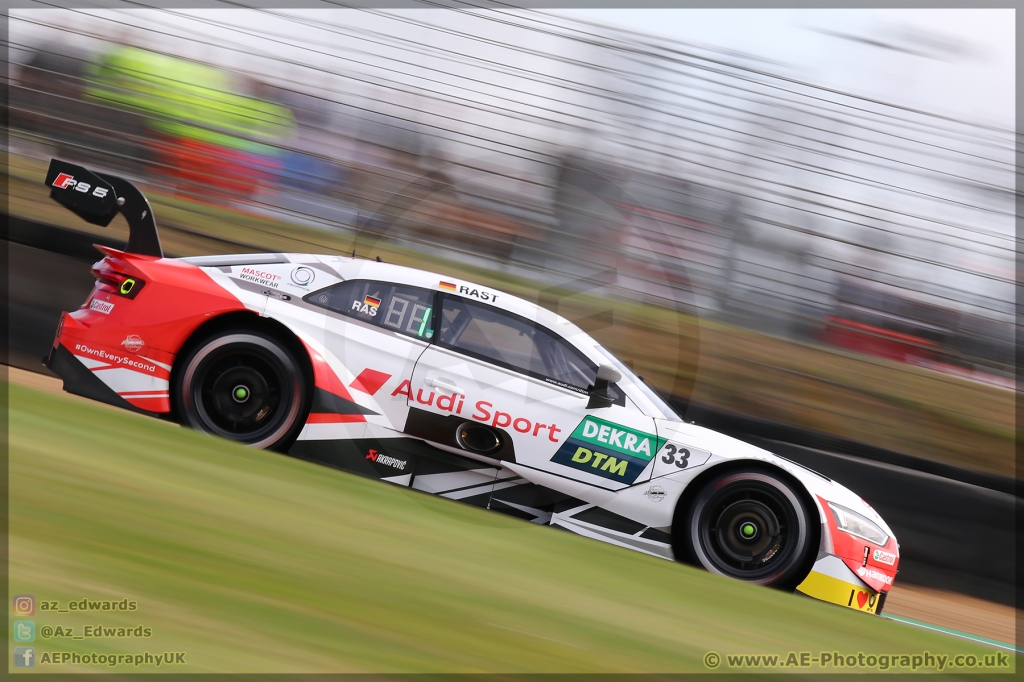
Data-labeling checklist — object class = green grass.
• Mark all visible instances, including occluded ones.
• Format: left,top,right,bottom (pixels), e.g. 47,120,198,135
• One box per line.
7,383,1014,674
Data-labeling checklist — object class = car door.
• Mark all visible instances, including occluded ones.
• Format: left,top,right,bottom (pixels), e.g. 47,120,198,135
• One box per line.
407,293,660,491
306,279,436,433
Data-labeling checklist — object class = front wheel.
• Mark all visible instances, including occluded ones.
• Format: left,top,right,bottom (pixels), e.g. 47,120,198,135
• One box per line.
684,469,814,590
174,330,308,451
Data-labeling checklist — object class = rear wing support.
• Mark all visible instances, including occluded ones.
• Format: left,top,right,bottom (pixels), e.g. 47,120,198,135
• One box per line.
44,158,163,258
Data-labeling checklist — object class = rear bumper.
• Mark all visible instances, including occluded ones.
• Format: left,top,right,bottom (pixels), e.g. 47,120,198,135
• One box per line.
47,311,173,414
47,343,153,414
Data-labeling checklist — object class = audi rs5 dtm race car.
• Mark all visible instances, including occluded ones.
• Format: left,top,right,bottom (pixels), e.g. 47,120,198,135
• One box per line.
42,159,900,614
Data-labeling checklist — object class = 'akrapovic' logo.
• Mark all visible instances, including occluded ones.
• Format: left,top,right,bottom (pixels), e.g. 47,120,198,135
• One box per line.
366,449,407,470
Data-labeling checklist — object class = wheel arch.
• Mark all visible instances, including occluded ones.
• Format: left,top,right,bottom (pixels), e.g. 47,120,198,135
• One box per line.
670,458,821,587
169,311,315,425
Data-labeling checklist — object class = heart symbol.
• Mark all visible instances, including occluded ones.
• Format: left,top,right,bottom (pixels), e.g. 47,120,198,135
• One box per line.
856,591,869,608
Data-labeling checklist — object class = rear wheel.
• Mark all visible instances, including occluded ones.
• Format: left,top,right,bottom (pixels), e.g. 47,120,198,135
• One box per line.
174,330,308,451
685,469,814,590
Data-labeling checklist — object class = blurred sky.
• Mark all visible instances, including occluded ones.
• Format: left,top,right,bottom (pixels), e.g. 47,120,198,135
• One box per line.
12,7,1013,129
556,9,1014,130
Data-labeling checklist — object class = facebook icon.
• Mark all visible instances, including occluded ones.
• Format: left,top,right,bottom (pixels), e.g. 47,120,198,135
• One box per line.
14,647,35,668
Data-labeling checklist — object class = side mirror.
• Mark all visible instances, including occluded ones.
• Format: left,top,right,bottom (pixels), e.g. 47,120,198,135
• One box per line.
596,365,622,383
587,364,622,410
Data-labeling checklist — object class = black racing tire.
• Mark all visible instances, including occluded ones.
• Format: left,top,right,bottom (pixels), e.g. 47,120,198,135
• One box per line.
173,330,308,452
684,469,814,590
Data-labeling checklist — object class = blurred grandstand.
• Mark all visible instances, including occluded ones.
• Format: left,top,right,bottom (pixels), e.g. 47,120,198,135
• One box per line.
5,7,1015,475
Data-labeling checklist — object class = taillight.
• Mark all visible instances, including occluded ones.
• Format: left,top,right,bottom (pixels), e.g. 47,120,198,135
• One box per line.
90,268,145,299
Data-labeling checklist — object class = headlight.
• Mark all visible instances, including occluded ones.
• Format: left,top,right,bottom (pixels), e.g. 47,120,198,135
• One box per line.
828,502,889,546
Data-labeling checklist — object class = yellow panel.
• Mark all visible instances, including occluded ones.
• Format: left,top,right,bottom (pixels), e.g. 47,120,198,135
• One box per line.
797,569,879,614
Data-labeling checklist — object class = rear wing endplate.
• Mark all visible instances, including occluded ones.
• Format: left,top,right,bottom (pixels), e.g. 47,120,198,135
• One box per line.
45,158,163,258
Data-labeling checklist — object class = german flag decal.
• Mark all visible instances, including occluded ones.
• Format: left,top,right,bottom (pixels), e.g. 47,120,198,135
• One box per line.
439,281,457,291
364,295,381,307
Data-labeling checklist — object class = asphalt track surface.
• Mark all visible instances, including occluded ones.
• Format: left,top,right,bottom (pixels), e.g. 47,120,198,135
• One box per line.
3,230,1018,628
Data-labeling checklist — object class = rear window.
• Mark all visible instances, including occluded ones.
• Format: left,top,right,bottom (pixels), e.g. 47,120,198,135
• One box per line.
306,280,435,340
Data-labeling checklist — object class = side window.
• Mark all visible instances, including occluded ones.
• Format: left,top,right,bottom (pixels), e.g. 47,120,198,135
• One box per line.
437,295,598,392
306,280,435,340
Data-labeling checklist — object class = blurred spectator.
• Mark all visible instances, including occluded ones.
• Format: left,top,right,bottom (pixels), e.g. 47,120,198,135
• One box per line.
84,45,294,200
15,43,150,175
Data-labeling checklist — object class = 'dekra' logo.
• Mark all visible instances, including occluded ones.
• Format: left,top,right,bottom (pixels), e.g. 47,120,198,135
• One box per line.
550,417,663,483
52,173,109,198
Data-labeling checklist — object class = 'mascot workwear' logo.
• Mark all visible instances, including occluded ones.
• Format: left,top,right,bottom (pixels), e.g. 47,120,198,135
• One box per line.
550,417,663,483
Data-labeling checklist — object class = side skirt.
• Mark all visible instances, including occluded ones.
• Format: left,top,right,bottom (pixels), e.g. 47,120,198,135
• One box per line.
288,436,583,516
287,435,671,557
552,504,675,560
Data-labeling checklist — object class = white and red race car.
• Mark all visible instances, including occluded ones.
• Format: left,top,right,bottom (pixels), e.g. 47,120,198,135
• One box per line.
43,159,899,614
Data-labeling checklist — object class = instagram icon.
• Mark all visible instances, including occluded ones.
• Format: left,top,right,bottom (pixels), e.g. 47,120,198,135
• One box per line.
13,595,34,616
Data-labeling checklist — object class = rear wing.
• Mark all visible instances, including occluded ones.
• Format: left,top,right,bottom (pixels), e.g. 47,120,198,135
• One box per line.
45,158,163,258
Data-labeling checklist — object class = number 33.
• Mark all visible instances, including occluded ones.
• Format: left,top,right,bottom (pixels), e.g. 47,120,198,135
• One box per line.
661,443,690,468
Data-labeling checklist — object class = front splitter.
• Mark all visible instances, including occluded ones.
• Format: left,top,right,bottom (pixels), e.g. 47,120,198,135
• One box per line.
797,554,883,615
